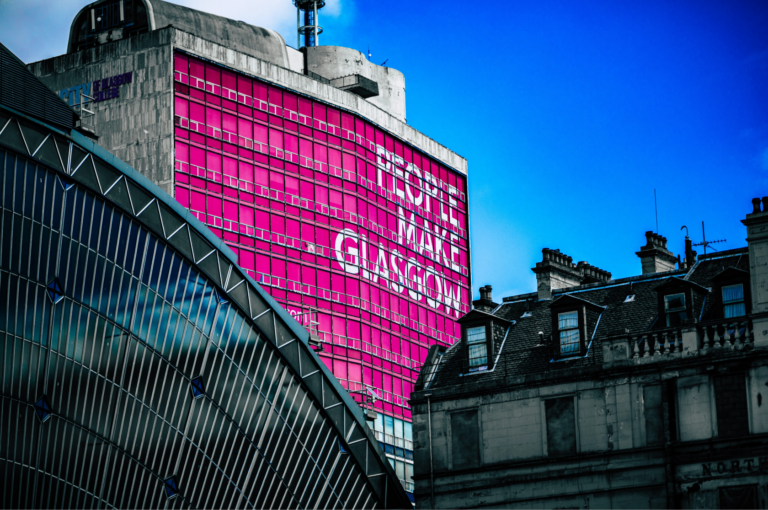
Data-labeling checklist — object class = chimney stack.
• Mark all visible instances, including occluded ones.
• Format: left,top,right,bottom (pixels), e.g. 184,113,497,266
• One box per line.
532,249,611,300
742,197,768,314
473,285,498,312
636,231,678,275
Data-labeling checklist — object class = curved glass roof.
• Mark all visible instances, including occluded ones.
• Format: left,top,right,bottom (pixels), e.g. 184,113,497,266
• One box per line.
0,103,410,508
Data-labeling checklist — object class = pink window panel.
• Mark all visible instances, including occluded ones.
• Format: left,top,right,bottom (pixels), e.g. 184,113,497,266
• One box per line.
332,272,344,292
206,107,221,129
269,128,283,149
301,265,315,285
175,141,189,163
355,118,365,137
175,97,189,118
190,102,205,123
343,194,356,213
299,138,312,157
190,146,205,167
314,185,328,205
317,269,330,290
270,214,285,234
239,250,255,271
329,190,342,209
223,200,237,221
329,148,341,168
256,253,270,273
287,218,299,238
237,74,252,96
256,210,269,230
342,152,355,171
253,81,267,101
313,143,327,163
268,86,282,106
327,107,340,128
285,176,299,196
254,123,268,143
222,69,236,90
254,166,268,187
383,373,393,393
272,258,286,278
175,187,189,208
208,196,222,217
341,112,354,131
301,223,314,245
316,228,329,249
285,133,298,153
313,103,326,122
206,151,221,172
298,97,312,116
333,360,347,380
283,92,298,112
223,157,237,177
346,277,359,297
174,52,188,73
205,64,221,85
287,261,300,281
191,190,206,212
363,366,373,386
393,377,402,397
223,112,236,133
239,205,254,226
348,362,361,382
269,171,284,191
189,59,204,80
299,180,313,200
238,118,253,141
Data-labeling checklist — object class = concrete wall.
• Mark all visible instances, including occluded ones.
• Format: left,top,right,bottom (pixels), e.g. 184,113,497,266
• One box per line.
28,30,175,195
306,46,406,123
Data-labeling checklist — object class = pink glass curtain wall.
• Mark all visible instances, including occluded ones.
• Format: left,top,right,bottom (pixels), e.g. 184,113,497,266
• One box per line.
173,51,470,421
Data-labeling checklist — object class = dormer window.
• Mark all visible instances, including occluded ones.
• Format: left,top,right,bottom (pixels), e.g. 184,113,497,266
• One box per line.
466,326,487,368
558,312,580,354
664,293,687,327
723,284,745,318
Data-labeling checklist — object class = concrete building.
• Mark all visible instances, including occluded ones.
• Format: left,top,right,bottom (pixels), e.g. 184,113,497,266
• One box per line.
410,211,768,509
27,0,471,497
0,41,412,508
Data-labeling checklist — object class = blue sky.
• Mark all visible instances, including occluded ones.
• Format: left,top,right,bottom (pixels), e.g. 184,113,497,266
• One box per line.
2,0,767,300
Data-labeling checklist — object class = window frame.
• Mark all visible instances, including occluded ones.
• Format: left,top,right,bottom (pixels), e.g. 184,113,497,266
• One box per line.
550,304,587,360
460,318,495,373
722,283,746,318
466,325,488,369
663,292,688,327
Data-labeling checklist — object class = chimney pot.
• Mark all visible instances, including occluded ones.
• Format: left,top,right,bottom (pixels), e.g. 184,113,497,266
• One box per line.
752,198,762,214
763,197,768,213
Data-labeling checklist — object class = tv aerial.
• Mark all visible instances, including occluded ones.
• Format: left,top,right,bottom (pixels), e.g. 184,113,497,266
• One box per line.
691,221,725,255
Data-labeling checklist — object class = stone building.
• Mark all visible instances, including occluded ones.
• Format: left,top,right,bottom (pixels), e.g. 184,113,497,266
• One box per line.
410,203,768,509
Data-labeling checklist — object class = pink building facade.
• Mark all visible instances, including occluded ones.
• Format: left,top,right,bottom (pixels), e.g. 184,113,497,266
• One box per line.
171,51,471,422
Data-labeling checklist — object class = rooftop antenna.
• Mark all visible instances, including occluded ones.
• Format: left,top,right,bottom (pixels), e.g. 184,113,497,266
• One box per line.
692,221,726,255
293,0,325,48
367,45,371,60
380,59,389,66
654,189,658,234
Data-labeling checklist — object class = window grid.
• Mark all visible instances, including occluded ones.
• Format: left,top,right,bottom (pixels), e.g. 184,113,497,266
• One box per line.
558,311,580,355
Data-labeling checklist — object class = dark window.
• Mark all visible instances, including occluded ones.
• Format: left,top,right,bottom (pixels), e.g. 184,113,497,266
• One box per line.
643,385,664,446
190,376,205,399
466,326,487,368
558,311,580,355
719,485,758,509
34,396,52,423
451,410,480,468
714,373,749,438
164,476,179,499
545,397,576,456
723,284,745,318
664,293,687,326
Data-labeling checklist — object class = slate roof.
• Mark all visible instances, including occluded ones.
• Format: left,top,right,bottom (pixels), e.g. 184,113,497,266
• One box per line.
423,249,750,390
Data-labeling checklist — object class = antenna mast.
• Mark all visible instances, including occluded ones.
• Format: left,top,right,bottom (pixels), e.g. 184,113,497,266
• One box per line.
293,0,326,48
